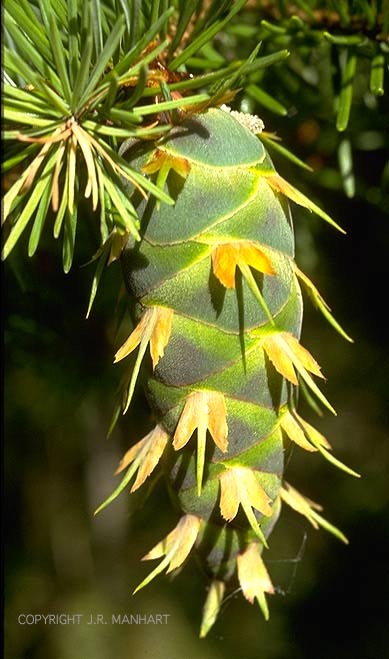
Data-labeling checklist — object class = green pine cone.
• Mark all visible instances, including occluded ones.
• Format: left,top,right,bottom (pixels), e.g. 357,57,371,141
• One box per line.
103,107,353,636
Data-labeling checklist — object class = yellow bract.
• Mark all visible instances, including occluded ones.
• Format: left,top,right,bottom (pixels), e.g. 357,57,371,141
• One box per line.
263,331,323,385
280,409,317,452
142,149,191,179
219,466,273,545
212,241,275,289
219,466,273,520
295,265,353,342
280,482,348,543
142,149,190,202
115,306,173,414
173,390,228,495
280,482,323,529
133,514,201,594
114,306,173,369
265,173,345,233
262,331,336,415
237,543,274,620
173,390,228,451
280,410,358,476
294,413,332,450
115,425,169,493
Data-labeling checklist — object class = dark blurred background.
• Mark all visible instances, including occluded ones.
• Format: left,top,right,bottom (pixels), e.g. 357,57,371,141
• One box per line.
4,86,389,659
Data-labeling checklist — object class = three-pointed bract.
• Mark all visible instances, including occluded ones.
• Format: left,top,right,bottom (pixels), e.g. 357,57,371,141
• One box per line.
262,331,336,414
133,514,201,594
115,305,173,368
173,390,228,495
280,409,359,476
211,240,276,323
280,482,348,543
115,306,173,413
237,542,274,620
116,424,170,492
265,173,345,233
280,409,318,452
212,241,275,289
94,425,169,514
219,466,273,545
295,265,353,342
